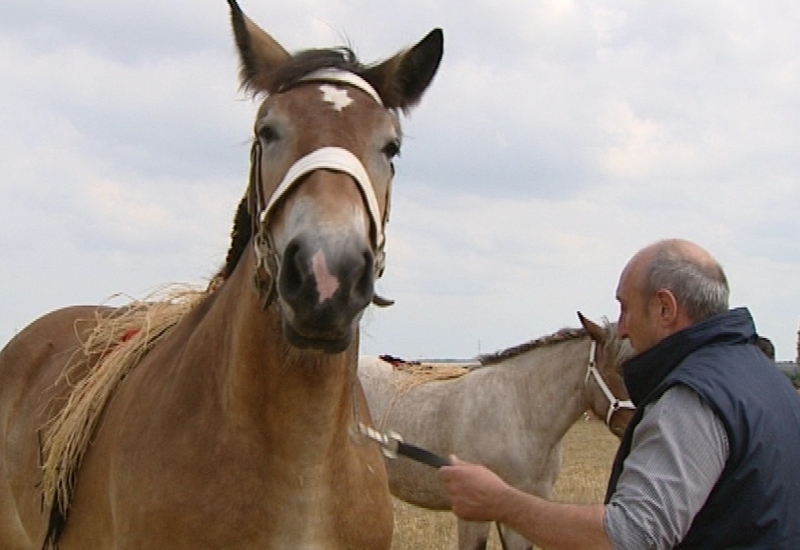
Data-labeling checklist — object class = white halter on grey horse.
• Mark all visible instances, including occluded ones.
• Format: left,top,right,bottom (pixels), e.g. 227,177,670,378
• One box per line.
358,312,633,550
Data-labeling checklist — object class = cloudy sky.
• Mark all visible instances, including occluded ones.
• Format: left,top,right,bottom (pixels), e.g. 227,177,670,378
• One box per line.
1,0,798,361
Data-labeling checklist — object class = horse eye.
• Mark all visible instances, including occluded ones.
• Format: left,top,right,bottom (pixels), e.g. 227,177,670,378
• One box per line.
382,140,400,160
257,124,279,144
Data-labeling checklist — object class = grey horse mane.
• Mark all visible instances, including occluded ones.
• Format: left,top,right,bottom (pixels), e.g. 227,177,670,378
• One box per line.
478,320,628,367
478,327,586,366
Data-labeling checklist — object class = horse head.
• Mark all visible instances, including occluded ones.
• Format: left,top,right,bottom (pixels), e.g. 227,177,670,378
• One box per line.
227,0,443,353
578,311,635,438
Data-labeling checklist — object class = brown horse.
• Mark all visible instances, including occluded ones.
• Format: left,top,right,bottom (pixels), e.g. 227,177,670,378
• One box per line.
0,2,443,548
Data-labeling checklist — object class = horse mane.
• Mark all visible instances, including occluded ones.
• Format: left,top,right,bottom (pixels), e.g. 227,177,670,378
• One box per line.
267,47,366,94
215,194,251,282
478,321,628,367
41,286,208,548
478,327,586,366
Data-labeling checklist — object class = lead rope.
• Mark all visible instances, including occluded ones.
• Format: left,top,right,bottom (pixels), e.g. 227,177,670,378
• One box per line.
349,366,371,448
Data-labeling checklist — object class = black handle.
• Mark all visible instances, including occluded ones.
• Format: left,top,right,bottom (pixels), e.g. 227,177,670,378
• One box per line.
396,441,452,468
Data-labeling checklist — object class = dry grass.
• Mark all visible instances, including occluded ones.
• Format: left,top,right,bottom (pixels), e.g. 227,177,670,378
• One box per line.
43,286,206,520
391,417,620,549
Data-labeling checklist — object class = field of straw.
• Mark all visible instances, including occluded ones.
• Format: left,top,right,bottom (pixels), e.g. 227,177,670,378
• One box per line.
390,417,620,549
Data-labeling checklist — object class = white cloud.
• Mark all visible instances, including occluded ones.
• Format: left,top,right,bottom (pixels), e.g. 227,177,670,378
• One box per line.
1,0,799,361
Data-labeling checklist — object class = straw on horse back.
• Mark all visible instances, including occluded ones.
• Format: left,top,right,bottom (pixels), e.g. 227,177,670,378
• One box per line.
373,361,471,432
41,285,209,523
390,362,472,393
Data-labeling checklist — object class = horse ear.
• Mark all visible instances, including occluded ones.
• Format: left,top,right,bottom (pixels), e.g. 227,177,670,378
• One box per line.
364,28,444,112
577,311,605,342
228,0,290,93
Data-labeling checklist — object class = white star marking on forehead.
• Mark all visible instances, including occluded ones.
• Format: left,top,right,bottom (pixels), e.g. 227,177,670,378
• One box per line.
319,84,353,111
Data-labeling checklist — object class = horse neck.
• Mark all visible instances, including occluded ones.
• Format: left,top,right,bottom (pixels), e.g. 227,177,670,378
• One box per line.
504,336,592,442
200,251,359,452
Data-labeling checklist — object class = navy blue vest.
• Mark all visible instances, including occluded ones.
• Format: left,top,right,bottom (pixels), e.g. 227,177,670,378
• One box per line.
606,308,800,548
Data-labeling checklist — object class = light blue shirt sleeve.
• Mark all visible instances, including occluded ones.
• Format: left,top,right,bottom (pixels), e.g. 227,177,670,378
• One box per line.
604,384,729,549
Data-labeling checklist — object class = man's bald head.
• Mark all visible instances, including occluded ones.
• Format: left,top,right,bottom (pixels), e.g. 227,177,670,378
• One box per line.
633,239,729,323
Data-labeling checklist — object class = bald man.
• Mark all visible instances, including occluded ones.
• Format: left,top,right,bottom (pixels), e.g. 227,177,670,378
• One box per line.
440,239,800,549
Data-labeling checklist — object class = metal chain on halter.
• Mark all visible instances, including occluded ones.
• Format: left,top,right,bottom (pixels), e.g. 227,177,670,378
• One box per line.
248,139,278,308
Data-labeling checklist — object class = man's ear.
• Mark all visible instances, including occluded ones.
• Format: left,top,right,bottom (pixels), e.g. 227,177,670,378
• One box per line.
654,289,679,325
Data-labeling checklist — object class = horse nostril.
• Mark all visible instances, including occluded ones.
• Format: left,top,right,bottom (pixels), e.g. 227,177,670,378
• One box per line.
353,250,374,303
277,235,375,314
279,241,304,299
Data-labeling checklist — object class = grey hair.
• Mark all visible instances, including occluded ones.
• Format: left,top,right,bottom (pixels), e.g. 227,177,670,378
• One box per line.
643,243,729,322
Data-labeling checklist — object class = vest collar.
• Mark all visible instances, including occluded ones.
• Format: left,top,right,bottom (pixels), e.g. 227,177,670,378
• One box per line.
622,307,755,405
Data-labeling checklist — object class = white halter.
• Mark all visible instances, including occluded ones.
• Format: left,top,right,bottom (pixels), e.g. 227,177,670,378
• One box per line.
251,70,389,304
256,146,386,276
584,340,635,426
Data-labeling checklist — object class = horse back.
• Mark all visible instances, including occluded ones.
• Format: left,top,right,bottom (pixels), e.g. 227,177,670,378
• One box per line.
0,306,110,548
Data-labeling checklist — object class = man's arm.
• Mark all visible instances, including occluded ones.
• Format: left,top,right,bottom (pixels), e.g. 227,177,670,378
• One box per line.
439,385,728,549
439,456,611,550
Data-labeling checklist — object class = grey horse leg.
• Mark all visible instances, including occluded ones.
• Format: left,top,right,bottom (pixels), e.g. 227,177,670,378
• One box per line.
497,523,534,549
457,519,491,550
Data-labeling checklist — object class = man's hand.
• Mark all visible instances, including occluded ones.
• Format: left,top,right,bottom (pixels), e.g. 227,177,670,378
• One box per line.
438,455,513,521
